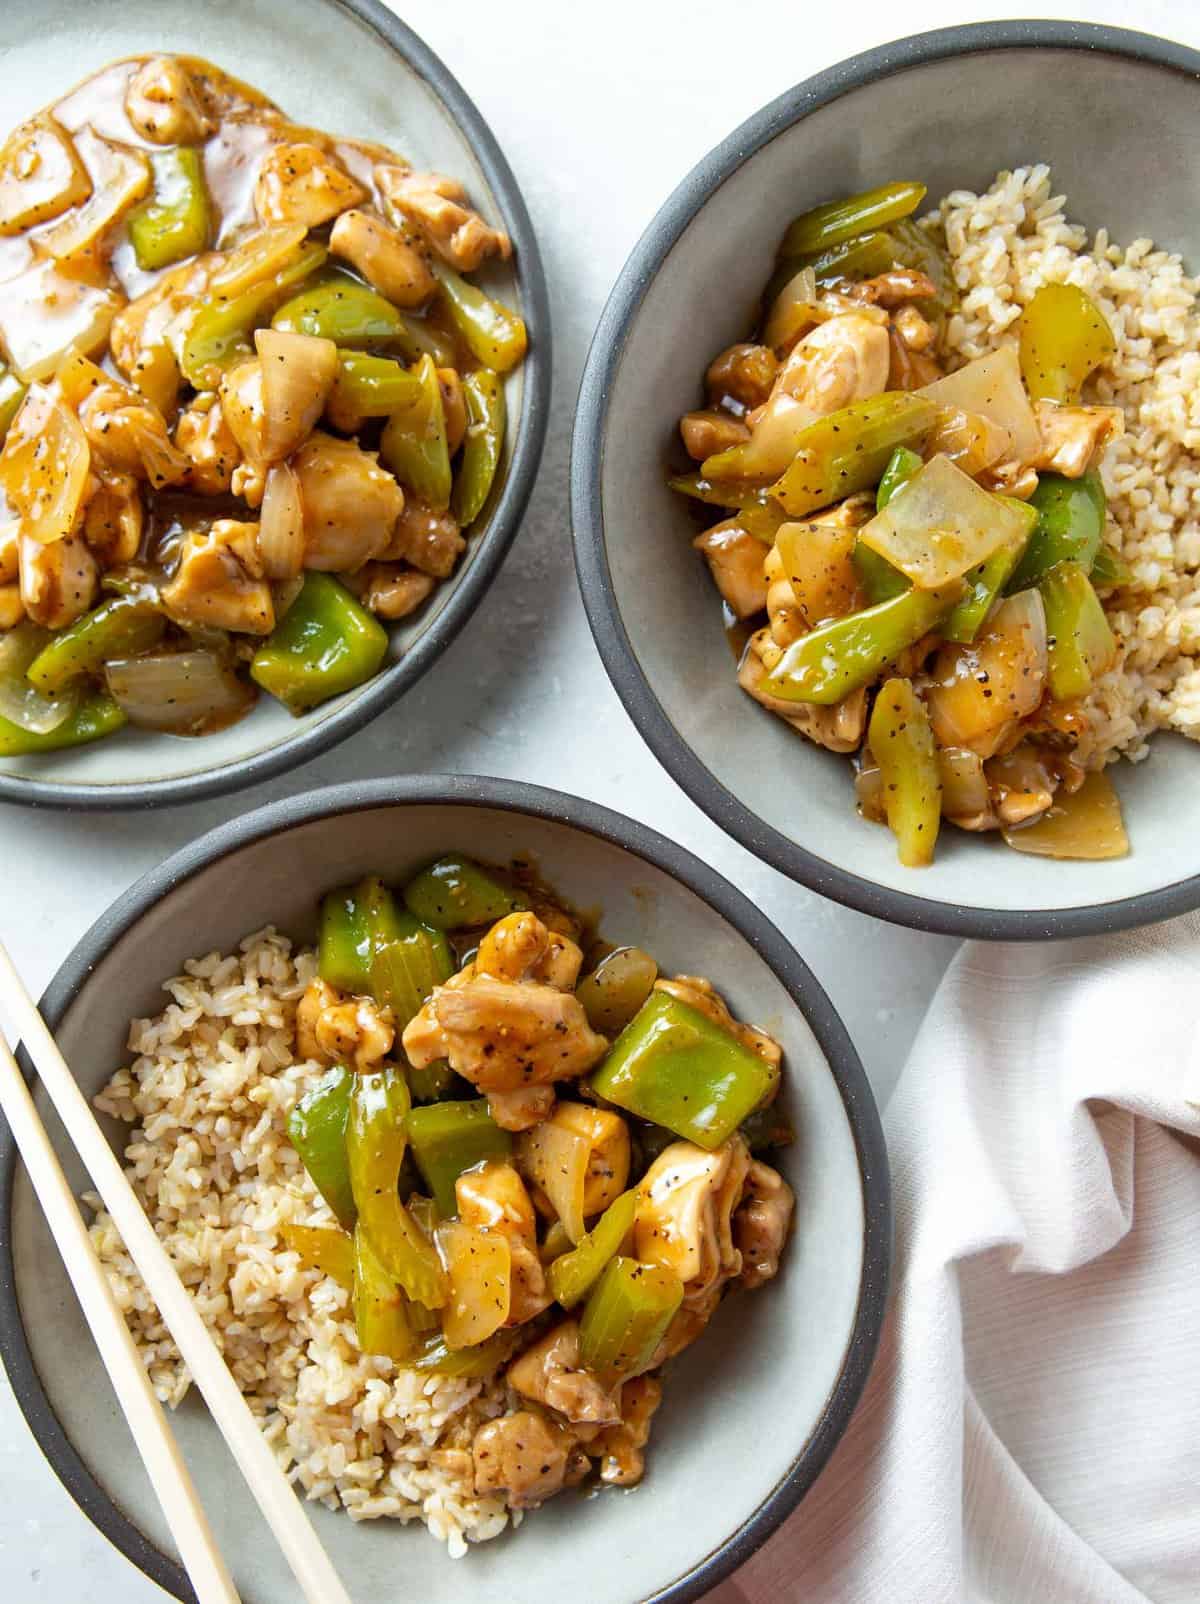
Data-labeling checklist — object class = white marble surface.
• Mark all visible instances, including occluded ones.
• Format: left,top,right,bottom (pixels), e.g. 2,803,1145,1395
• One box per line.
0,0,1194,1596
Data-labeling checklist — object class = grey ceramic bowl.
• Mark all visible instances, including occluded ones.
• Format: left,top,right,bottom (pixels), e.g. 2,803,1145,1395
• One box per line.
0,776,888,1604
572,20,1200,940
0,0,549,810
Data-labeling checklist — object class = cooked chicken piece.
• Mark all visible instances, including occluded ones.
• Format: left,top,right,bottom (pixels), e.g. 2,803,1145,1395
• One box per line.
292,433,404,572
175,394,240,495
1030,401,1125,478
984,746,1059,827
759,311,889,427
161,519,274,635
693,522,767,621
124,56,215,146
705,343,777,411
19,532,98,629
253,142,365,228
295,976,394,1071
887,325,944,390
72,372,189,489
329,208,436,308
635,1136,751,1308
850,268,938,309
376,166,511,272
456,1159,552,1324
734,1160,795,1290
980,459,1040,501
680,409,750,461
476,911,584,991
738,631,868,753
382,497,464,578
654,975,781,1072
357,562,435,620
472,1411,575,1509
81,475,143,565
763,543,805,649
892,303,936,353
593,1376,663,1486
437,368,467,456
109,252,217,416
487,1086,557,1132
508,1320,622,1426
403,972,606,1093
551,1102,631,1218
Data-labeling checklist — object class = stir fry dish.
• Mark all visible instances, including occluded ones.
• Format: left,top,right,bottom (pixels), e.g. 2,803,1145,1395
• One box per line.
672,180,1134,866
0,54,525,753
281,855,794,1511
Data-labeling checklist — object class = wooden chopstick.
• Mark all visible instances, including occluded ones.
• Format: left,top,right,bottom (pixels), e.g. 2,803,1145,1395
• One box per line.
0,1027,241,1604
0,942,353,1604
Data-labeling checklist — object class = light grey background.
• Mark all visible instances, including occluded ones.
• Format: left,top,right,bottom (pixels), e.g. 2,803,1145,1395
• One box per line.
0,0,1193,1596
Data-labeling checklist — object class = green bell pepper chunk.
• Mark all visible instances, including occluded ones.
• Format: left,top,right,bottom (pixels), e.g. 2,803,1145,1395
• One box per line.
805,230,897,285
280,1222,355,1291
407,1062,467,1104
761,584,955,706
26,597,165,694
287,1066,356,1230
353,1222,420,1361
944,499,1038,644
411,1327,522,1377
181,241,327,387
348,1064,447,1308
328,350,422,428
318,875,405,993
0,367,27,442
771,393,938,517
547,1188,638,1310
876,445,924,511
1006,471,1106,593
778,181,927,259
380,354,451,512
128,148,211,271
578,1255,683,1383
1019,283,1115,403
590,990,777,1151
370,911,454,1029
272,269,405,344
1040,561,1116,700
576,947,659,1037
406,1100,513,1217
668,475,781,514
452,369,506,527
434,263,527,374
868,676,941,868
403,854,525,930
0,691,126,756
1090,542,1131,590
250,572,388,715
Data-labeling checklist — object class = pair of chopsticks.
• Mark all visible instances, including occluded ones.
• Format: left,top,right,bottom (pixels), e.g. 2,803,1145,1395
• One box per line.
0,940,354,1604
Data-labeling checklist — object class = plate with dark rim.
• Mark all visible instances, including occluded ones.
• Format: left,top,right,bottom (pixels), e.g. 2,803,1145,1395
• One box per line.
0,0,550,811
0,775,888,1604
572,20,1200,940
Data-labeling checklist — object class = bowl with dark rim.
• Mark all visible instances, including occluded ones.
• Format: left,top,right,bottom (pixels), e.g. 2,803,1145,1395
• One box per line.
0,0,550,811
0,775,888,1604
571,19,1200,940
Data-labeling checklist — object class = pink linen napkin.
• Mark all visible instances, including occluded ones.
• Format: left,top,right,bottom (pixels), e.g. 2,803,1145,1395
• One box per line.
709,913,1200,1604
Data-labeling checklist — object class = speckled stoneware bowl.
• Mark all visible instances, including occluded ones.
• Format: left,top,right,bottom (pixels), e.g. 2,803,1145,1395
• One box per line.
572,20,1200,939
0,0,549,810
0,777,889,1604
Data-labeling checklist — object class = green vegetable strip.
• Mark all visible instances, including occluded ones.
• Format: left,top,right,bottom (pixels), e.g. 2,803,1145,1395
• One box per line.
761,584,954,706
778,181,927,259
771,393,937,518
353,1222,420,1361
406,1100,513,1217
547,1189,638,1309
250,572,388,715
1006,471,1106,593
0,692,126,756
26,597,164,693
286,1066,357,1230
128,148,211,271
403,855,524,930
452,369,506,526
578,1256,683,1382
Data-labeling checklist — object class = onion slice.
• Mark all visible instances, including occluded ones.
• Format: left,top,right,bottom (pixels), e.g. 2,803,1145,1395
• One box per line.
105,650,255,735
0,619,78,733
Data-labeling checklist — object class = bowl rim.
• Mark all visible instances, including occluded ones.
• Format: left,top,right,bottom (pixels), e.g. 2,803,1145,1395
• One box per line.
570,17,1200,941
0,0,552,813
0,773,891,1602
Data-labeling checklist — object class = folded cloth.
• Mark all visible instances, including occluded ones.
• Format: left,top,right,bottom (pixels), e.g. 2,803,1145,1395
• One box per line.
708,913,1200,1604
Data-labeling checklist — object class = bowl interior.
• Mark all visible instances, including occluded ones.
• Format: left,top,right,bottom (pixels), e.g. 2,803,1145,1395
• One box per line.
0,0,533,800
592,39,1200,923
7,799,872,1604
